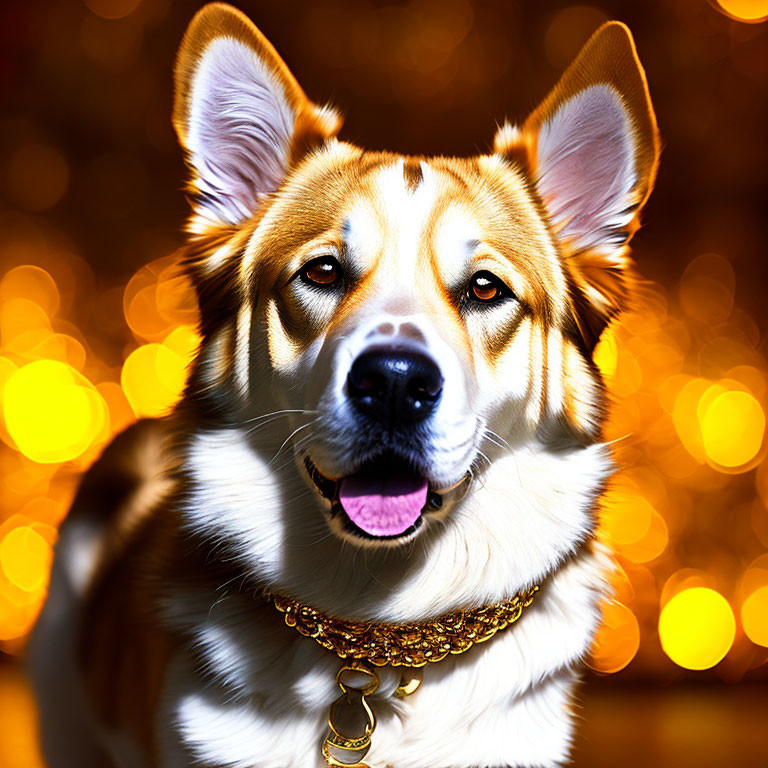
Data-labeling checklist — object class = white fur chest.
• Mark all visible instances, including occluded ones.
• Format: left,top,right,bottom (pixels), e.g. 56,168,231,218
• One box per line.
158,543,609,768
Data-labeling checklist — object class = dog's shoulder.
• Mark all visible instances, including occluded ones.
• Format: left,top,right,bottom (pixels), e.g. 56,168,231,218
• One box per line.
65,418,183,754
30,418,186,765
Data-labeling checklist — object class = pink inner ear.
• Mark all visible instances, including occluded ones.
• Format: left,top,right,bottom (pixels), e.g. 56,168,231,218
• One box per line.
537,85,636,251
186,37,296,226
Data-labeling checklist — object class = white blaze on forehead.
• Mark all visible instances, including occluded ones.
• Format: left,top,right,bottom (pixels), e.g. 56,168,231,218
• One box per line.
365,160,440,286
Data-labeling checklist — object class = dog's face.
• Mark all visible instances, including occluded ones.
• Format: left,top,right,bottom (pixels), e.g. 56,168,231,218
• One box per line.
242,151,579,546
174,5,658,611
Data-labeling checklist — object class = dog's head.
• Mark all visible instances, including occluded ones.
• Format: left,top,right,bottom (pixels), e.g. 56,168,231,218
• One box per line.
174,4,658,615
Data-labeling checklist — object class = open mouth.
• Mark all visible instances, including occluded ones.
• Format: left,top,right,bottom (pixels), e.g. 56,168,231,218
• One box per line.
304,453,469,541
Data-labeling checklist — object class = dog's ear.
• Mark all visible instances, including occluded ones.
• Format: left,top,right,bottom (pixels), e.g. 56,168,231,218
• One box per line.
494,22,659,349
173,3,341,230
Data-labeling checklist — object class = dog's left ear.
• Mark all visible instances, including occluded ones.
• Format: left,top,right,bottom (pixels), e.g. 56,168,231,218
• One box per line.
173,3,341,230
495,22,660,348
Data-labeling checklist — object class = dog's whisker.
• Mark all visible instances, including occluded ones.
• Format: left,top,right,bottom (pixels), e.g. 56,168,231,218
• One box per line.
268,422,317,466
483,427,513,451
242,408,317,425
245,417,311,440
265,435,317,476
243,411,319,442
215,572,249,594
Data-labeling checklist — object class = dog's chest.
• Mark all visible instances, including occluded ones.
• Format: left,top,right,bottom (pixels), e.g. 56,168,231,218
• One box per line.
158,547,606,768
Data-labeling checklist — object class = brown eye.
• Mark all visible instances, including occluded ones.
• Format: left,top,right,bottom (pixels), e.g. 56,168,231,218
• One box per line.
468,271,510,304
300,256,341,287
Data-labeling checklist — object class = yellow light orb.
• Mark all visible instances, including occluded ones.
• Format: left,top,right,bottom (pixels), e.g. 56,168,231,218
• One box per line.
716,0,768,22
659,587,735,670
700,390,765,468
0,526,52,592
121,344,188,418
741,585,768,647
3,360,108,463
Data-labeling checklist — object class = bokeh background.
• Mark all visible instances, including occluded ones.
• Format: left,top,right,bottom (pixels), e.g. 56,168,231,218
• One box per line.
1,0,767,765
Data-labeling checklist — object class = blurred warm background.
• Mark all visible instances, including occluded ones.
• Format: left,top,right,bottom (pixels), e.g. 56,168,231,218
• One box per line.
1,0,767,765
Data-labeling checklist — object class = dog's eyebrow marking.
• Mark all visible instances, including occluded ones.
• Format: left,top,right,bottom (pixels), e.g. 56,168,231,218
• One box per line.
403,157,423,192
234,304,251,397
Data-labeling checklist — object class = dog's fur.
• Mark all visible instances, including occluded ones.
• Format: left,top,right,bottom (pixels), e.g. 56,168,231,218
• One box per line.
30,5,659,767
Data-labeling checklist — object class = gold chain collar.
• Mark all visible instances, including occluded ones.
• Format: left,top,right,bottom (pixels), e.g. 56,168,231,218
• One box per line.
270,586,540,767
271,585,539,668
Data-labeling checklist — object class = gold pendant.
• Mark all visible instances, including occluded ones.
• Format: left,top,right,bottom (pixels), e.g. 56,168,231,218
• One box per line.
323,662,379,767
322,661,426,766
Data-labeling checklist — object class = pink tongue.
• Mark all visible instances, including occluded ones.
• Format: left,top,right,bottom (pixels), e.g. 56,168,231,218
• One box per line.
339,469,428,537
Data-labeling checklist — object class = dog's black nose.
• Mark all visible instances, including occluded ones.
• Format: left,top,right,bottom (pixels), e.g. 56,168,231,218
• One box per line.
347,349,443,426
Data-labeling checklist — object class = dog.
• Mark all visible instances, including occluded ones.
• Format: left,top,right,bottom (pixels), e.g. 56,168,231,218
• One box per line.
30,4,659,767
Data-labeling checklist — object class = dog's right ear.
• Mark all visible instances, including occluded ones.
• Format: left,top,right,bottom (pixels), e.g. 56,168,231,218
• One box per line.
173,3,341,232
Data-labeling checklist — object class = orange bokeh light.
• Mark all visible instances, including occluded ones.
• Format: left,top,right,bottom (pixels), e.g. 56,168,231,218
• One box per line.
0,266,60,317
588,600,640,674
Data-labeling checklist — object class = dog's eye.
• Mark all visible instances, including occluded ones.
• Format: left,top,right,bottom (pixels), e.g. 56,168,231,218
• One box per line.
467,271,512,304
300,256,342,288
